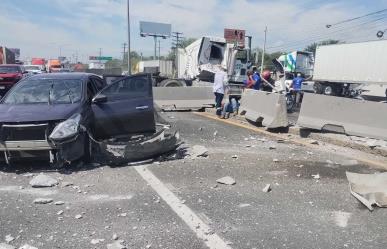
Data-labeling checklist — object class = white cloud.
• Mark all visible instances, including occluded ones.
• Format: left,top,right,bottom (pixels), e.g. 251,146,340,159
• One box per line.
0,0,382,62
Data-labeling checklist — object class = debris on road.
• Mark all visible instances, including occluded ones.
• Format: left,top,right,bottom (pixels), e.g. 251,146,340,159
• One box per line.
5,235,14,243
107,240,127,249
269,145,276,150
61,182,73,187
346,171,387,211
231,155,238,159
262,184,271,193
310,140,319,145
57,210,64,215
19,245,38,249
75,214,82,219
54,201,64,205
238,203,251,208
273,159,279,162
312,174,320,179
33,198,53,204
112,234,118,240
213,130,218,137
0,243,15,249
216,176,236,185
190,145,208,158
91,239,105,245
29,174,58,188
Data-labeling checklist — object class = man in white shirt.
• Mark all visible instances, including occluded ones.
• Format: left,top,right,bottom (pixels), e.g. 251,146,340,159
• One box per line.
213,67,228,116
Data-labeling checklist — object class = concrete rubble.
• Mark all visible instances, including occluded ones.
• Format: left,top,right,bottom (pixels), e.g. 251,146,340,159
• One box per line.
33,198,53,204
216,176,236,185
190,145,208,158
346,171,387,211
262,184,271,193
4,235,14,243
19,245,38,249
107,240,127,249
0,243,15,249
29,174,58,188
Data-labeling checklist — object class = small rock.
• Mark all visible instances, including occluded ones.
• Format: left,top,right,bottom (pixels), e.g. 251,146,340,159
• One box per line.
57,210,64,215
269,146,276,150
61,182,73,187
277,139,285,143
90,239,104,245
19,245,38,249
310,140,319,145
273,159,279,162
54,201,64,205
112,234,118,240
33,198,53,204
75,214,82,219
118,213,127,217
262,184,271,193
216,176,236,185
107,240,127,249
146,245,151,249
238,203,251,208
0,243,15,249
231,155,238,159
213,131,218,136
190,145,208,158
29,174,58,188
312,174,320,179
5,235,14,243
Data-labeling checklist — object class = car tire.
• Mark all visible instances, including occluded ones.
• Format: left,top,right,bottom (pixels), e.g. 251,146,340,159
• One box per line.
82,134,92,164
159,79,186,87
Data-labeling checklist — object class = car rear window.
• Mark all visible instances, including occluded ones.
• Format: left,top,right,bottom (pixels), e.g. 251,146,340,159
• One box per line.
0,66,21,73
3,78,83,104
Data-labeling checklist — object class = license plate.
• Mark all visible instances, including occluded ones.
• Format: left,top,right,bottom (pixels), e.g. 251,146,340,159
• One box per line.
0,86,5,89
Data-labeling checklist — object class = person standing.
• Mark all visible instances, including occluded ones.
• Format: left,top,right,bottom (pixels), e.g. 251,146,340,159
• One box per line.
213,67,228,117
290,73,304,105
252,67,261,90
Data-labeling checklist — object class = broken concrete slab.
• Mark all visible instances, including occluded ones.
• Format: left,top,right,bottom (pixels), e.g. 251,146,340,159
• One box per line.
0,243,15,249
5,235,14,243
262,184,271,193
216,176,236,185
190,145,208,158
107,240,127,249
33,198,53,204
29,174,58,188
19,245,38,249
346,171,387,211
90,239,105,245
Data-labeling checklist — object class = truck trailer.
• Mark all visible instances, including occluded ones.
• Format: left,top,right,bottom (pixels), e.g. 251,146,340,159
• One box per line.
312,40,387,100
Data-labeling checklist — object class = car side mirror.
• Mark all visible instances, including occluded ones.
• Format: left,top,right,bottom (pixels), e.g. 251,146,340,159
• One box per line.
92,94,107,104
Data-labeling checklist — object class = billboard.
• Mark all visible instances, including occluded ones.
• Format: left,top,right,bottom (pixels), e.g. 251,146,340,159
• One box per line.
8,48,20,60
140,21,171,37
224,28,245,47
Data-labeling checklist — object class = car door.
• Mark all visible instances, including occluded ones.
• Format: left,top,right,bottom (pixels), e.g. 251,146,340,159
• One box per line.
91,74,155,139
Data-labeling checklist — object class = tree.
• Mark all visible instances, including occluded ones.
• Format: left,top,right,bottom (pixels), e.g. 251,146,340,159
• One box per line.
304,40,340,54
122,51,141,72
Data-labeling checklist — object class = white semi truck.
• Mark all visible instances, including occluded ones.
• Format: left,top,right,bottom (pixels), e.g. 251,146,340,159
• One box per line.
312,40,387,101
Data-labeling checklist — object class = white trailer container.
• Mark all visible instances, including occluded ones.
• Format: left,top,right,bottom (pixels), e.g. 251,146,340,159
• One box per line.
313,40,387,98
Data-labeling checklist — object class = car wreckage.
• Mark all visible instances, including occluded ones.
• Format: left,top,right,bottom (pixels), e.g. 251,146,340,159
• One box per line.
0,73,179,167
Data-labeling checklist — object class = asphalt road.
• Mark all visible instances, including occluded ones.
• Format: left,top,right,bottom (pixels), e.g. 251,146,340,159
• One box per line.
0,112,386,249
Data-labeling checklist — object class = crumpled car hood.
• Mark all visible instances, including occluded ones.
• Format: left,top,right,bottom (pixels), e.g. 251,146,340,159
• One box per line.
0,104,80,123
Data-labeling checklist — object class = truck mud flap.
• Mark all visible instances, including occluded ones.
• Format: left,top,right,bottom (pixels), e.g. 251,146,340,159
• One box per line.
297,93,387,140
239,89,288,128
153,86,214,111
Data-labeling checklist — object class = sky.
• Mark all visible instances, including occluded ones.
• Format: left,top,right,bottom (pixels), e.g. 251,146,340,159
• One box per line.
1,0,387,63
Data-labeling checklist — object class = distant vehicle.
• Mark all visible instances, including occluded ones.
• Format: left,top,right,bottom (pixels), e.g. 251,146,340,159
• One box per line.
0,73,155,167
0,64,27,95
24,65,43,74
47,59,62,73
312,40,387,100
57,68,71,73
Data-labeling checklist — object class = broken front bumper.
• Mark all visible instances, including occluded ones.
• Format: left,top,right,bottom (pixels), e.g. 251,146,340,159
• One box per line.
0,140,54,151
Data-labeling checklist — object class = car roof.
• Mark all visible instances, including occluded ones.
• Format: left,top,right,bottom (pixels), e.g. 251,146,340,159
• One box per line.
27,72,98,81
0,64,22,67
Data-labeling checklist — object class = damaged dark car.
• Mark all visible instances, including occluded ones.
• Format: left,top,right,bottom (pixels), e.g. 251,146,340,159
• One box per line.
0,73,178,167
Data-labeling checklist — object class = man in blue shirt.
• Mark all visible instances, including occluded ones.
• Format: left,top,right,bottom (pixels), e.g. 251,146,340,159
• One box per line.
291,73,304,106
252,67,261,90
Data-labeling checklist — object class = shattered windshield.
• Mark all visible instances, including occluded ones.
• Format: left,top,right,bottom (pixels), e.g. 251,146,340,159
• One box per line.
3,78,83,104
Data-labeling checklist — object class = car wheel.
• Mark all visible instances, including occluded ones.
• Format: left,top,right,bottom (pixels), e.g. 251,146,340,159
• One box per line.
82,134,92,164
323,85,333,95
159,79,186,87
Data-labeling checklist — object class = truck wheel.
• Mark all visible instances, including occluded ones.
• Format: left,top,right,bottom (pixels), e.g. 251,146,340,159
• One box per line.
313,82,324,94
324,85,333,95
159,79,186,87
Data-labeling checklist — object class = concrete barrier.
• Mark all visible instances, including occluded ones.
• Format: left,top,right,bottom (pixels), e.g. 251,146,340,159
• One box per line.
239,89,288,128
297,93,387,140
153,86,214,110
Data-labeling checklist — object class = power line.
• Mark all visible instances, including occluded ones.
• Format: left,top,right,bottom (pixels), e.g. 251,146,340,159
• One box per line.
326,8,387,28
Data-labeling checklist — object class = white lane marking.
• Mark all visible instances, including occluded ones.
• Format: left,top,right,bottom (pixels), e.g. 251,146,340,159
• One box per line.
134,165,232,249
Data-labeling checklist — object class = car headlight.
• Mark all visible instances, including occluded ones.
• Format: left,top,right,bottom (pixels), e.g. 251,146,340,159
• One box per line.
49,114,81,141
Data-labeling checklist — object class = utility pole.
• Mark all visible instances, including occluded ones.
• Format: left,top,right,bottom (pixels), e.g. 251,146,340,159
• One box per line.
99,48,102,66
122,43,127,65
127,0,131,75
158,40,161,60
260,26,267,73
153,36,157,60
172,32,183,77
